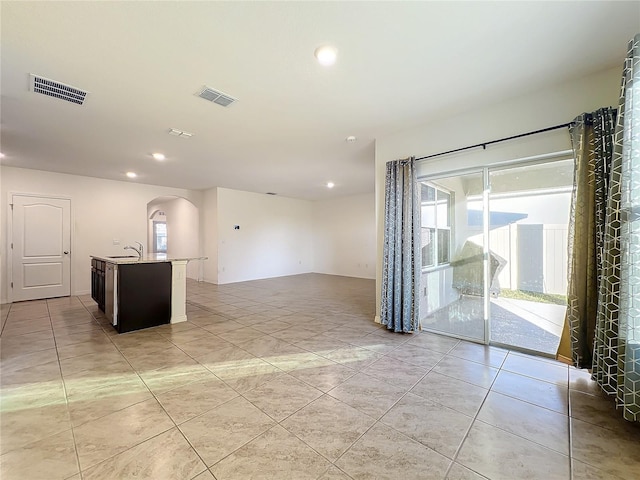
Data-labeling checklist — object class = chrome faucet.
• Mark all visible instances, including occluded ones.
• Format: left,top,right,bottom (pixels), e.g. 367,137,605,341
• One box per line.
124,241,143,260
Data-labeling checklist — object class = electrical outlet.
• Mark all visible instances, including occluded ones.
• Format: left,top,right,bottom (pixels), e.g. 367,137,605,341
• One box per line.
113,238,120,245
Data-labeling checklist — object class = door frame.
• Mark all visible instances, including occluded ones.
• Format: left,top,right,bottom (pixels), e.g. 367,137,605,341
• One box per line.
7,192,73,304
416,150,573,356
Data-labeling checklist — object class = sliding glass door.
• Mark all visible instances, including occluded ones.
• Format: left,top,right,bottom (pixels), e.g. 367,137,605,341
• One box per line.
488,159,572,354
418,170,487,342
419,157,573,355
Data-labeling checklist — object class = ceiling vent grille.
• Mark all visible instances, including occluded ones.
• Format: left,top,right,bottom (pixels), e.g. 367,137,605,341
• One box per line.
196,86,237,107
29,74,88,105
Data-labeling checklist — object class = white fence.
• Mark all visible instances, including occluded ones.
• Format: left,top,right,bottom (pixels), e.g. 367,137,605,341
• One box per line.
469,224,568,295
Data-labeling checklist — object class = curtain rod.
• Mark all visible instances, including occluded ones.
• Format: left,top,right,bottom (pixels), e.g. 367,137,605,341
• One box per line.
415,123,571,161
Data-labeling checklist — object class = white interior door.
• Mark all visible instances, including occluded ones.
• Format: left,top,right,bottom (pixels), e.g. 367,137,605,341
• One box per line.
11,195,71,302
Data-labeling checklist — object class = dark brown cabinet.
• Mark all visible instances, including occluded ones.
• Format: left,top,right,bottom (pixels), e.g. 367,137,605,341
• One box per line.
115,262,171,333
90,259,106,311
91,258,171,334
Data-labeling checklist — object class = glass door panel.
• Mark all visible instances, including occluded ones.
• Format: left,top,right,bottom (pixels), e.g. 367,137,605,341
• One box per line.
419,171,486,342
488,159,573,354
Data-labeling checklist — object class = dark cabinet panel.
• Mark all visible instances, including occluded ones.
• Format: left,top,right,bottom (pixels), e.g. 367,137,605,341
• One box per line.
91,259,106,312
116,262,171,333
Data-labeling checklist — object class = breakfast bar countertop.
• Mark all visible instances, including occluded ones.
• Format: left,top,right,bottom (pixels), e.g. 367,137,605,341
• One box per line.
90,254,207,264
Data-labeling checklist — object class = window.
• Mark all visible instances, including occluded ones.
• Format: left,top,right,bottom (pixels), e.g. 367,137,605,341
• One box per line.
153,221,167,253
420,183,452,268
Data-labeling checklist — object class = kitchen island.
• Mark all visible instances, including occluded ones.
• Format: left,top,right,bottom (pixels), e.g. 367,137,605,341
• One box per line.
91,254,205,333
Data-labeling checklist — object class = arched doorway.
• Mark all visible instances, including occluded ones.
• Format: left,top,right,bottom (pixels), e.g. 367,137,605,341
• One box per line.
146,196,200,279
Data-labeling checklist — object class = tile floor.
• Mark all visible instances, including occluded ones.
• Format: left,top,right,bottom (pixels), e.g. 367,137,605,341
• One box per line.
1,273,638,479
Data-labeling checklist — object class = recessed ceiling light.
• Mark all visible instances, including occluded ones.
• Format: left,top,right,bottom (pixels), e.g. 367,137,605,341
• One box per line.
314,45,337,66
327,182,335,189
346,136,357,143
0,152,5,159
126,172,137,178
152,153,165,161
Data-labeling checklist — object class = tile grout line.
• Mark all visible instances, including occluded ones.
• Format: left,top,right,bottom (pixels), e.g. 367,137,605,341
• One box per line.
46,298,84,480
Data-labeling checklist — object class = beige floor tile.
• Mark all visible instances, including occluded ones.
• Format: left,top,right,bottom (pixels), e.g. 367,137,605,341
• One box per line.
294,335,351,355
288,361,357,392
281,395,375,461
67,385,154,427
446,463,487,479
1,377,67,412
502,353,568,386
62,362,138,397
477,391,570,455
381,392,473,458
82,428,206,480
139,362,215,394
270,326,319,343
250,318,293,333
177,337,236,360
410,371,489,416
210,425,330,480
73,398,174,470
54,330,110,348
199,319,245,334
328,372,409,419
432,355,499,389
0,402,72,454
568,367,601,396
492,370,568,414
192,469,216,479
56,340,117,360
59,350,127,376
317,466,354,479
0,429,79,480
457,421,570,480
156,377,239,424
0,347,59,375
336,423,451,480
179,396,275,466
571,459,626,480
158,327,214,345
1,318,51,337
217,326,265,345
362,357,429,390
448,342,508,368
207,356,283,393
405,331,460,353
0,330,56,356
571,417,640,479
243,374,322,421
569,389,639,435
320,345,383,370
236,334,304,358
387,343,447,369
124,345,199,372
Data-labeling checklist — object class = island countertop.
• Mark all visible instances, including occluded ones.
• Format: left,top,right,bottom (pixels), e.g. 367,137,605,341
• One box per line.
90,254,207,264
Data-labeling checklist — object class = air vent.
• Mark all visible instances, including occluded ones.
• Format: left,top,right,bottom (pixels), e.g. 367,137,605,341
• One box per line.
29,74,88,105
196,86,237,107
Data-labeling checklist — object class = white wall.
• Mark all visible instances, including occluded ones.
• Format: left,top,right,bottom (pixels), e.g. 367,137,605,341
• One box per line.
312,193,376,279
374,66,623,321
0,166,202,303
213,188,314,284
202,188,218,285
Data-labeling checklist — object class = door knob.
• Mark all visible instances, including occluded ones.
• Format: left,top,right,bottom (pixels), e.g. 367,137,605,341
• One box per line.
64,251,69,254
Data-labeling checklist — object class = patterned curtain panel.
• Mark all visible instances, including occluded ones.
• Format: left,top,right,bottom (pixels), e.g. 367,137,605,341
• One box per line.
560,108,616,368
381,157,421,332
593,34,640,422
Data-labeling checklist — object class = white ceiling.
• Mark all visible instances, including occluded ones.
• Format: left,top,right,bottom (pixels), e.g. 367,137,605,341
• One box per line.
1,1,638,200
